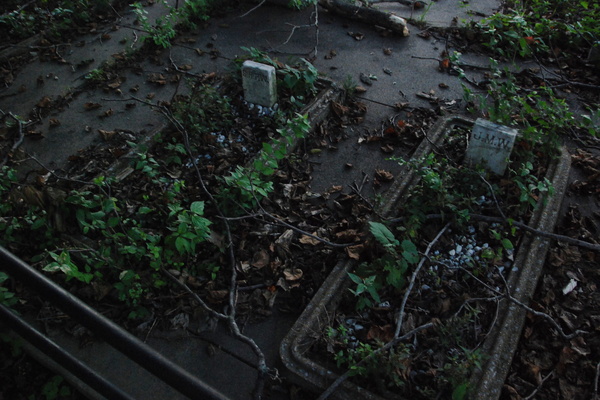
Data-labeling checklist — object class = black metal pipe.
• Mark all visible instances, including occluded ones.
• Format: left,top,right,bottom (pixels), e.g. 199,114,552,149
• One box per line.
0,246,228,400
0,302,135,400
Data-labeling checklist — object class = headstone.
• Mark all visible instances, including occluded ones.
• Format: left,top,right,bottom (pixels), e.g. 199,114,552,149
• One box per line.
465,118,518,175
241,60,277,107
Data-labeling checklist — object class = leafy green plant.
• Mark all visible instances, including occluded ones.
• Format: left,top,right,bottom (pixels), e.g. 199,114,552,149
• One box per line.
348,222,419,310
511,161,554,209
171,84,234,137
220,113,310,210
132,1,177,48
0,272,17,307
476,11,548,59
327,324,412,389
0,0,103,40
43,251,94,283
84,68,107,83
347,273,380,310
472,0,599,59
165,201,211,256
41,375,72,400
132,0,214,48
288,0,317,10
464,59,577,152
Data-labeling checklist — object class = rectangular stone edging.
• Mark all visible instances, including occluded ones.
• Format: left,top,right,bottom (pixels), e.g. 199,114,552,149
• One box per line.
104,77,341,182
280,115,571,400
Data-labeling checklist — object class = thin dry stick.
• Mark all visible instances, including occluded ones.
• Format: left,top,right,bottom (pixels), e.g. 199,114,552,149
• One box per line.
438,259,589,340
259,211,358,248
478,173,507,220
238,0,267,18
495,266,588,340
389,213,600,252
171,109,270,397
162,268,228,322
523,370,555,400
139,99,271,398
272,3,319,58
394,222,450,338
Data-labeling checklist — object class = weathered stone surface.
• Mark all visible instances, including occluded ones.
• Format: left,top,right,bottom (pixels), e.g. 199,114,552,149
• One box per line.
241,60,277,107
465,118,518,175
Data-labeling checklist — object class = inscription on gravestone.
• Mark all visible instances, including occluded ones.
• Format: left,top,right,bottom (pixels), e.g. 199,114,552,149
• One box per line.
242,60,277,107
465,118,518,175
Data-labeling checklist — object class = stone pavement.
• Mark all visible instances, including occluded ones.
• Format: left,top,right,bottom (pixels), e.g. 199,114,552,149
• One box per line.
0,0,501,398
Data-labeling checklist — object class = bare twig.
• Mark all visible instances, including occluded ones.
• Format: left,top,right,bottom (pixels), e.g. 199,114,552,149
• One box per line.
389,213,600,252
496,267,588,340
129,96,271,399
478,173,507,220
162,268,228,321
258,209,358,248
394,222,450,338
238,0,267,18
523,370,555,400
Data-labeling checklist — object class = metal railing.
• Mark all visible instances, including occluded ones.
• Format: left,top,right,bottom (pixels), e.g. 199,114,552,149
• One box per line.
0,246,228,400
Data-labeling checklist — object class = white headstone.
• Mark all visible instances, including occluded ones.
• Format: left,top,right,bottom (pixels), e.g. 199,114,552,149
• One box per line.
465,118,518,175
242,60,277,107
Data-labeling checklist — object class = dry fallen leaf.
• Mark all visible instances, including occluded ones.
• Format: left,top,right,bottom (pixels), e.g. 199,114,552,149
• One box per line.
98,129,117,141
345,244,364,260
367,324,394,342
348,31,364,41
37,96,52,108
99,108,114,118
251,249,270,269
84,102,102,110
299,234,321,246
283,267,303,281
375,169,394,181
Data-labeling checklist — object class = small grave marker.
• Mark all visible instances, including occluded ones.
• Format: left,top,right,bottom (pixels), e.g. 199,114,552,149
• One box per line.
465,118,518,175
242,60,277,107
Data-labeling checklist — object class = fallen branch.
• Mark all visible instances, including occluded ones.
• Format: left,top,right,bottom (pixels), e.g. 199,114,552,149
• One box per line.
394,222,449,338
389,213,600,252
495,268,589,340
318,0,409,36
449,261,589,340
126,96,271,399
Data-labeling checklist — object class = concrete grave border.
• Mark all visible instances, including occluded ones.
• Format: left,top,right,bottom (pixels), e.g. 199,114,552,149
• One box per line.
280,115,571,400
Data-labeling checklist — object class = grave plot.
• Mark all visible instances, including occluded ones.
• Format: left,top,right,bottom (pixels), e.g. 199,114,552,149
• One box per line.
281,115,571,399
0,49,356,396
